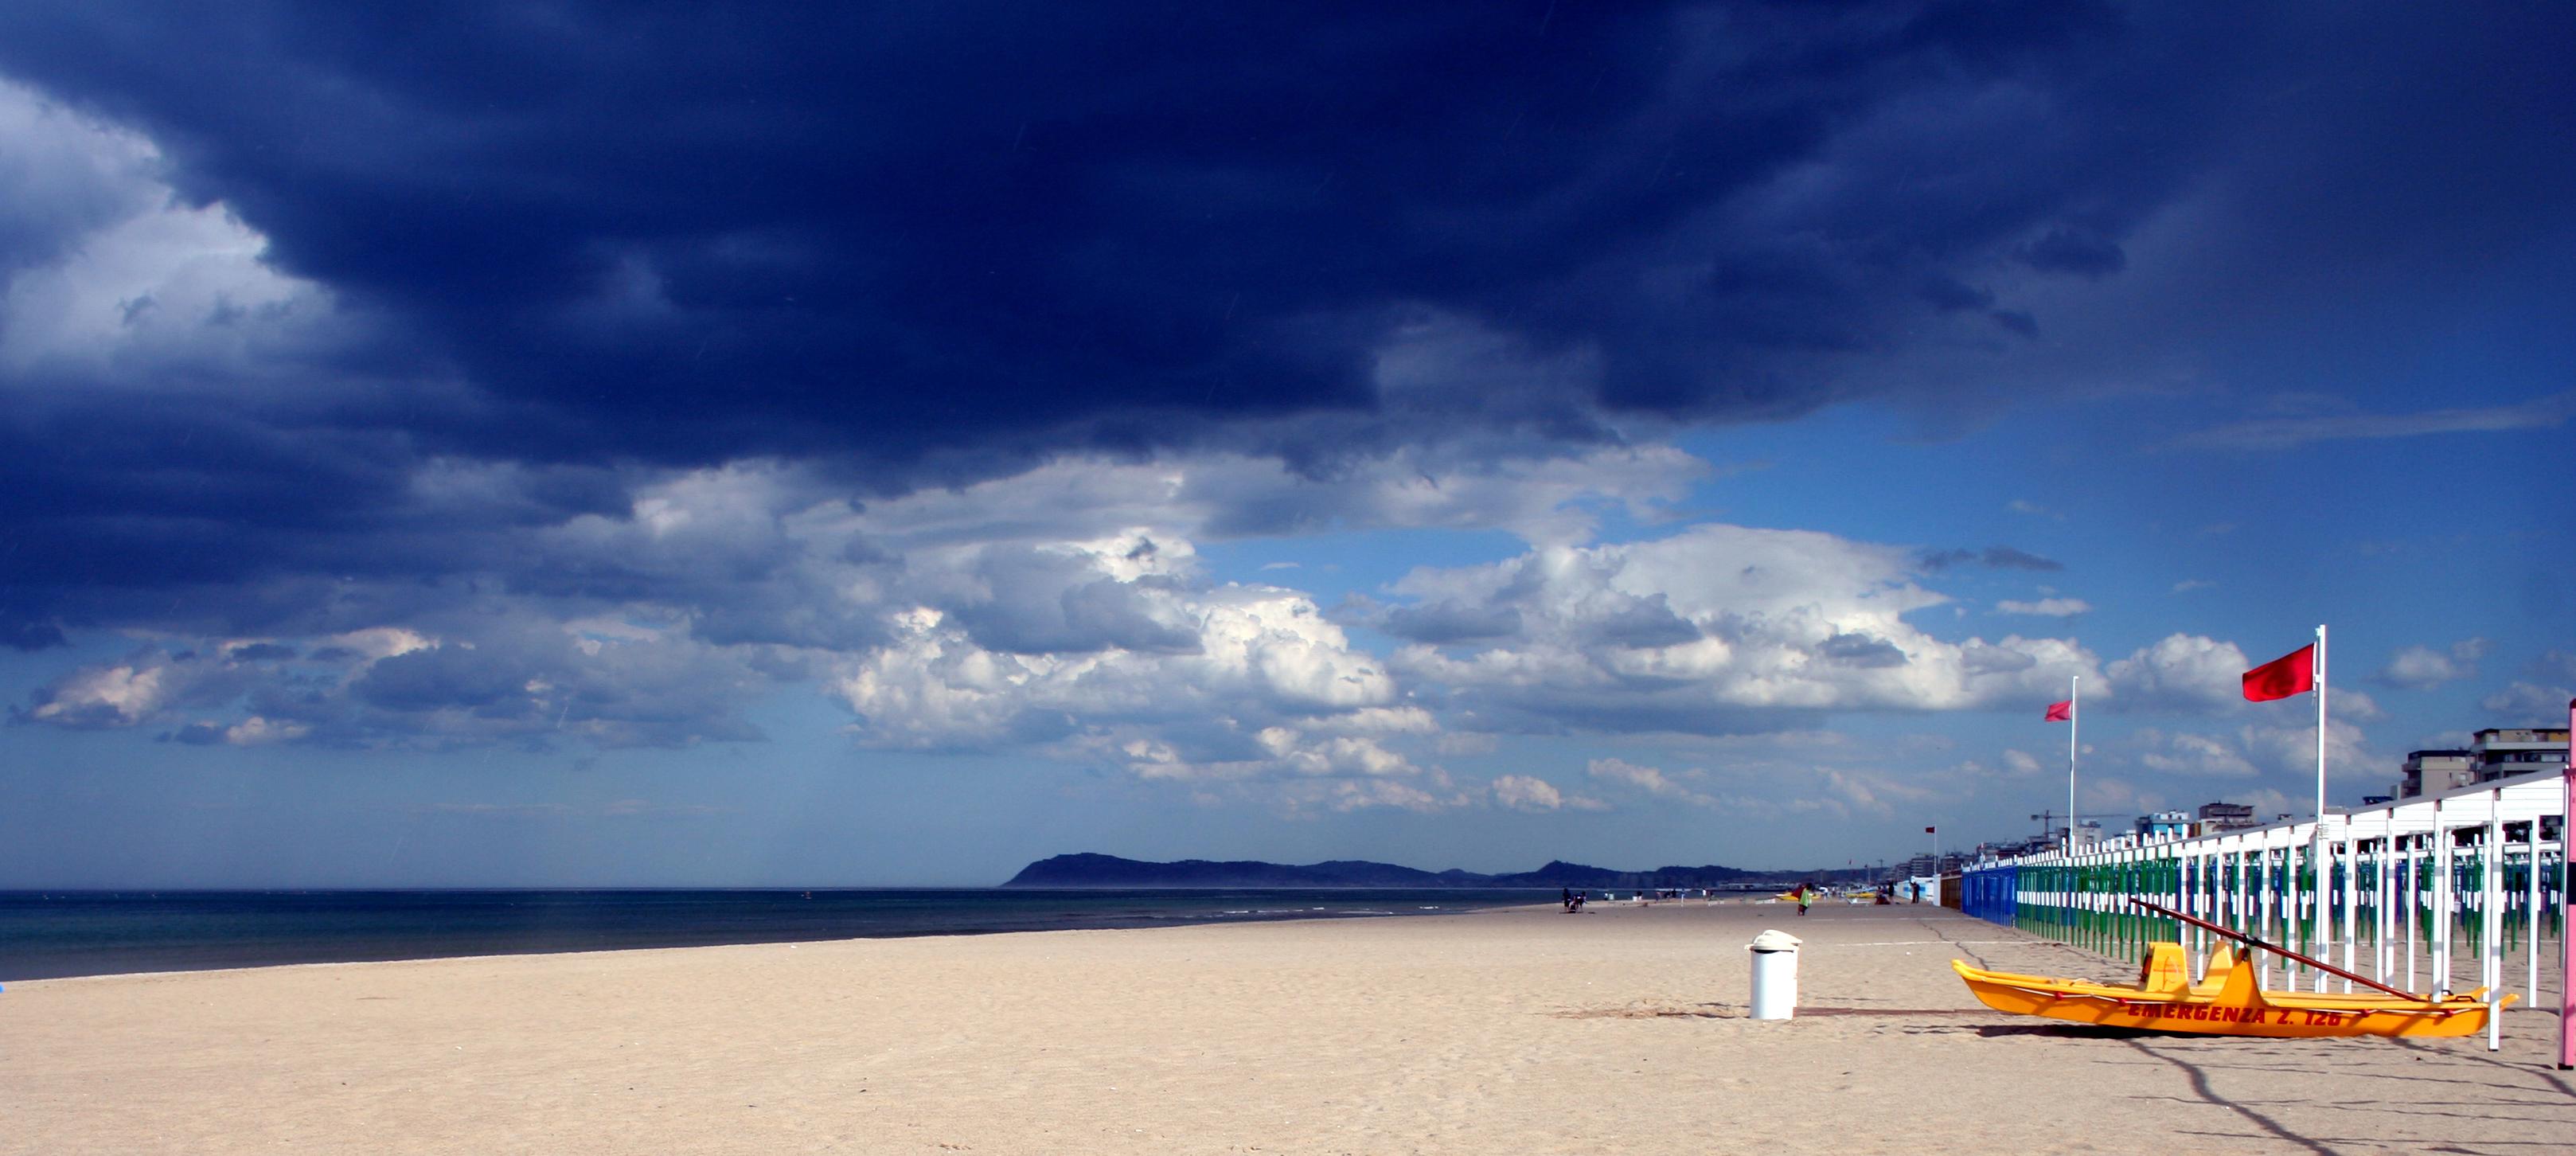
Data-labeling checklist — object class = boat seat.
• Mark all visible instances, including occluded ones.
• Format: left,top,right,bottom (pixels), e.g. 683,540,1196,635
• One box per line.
2141,942,2192,993
2194,943,2238,991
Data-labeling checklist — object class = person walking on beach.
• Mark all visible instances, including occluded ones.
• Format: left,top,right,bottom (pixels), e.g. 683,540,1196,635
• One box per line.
1794,885,1811,916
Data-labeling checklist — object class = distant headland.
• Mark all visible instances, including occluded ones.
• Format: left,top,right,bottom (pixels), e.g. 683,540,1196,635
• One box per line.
1001,853,1857,889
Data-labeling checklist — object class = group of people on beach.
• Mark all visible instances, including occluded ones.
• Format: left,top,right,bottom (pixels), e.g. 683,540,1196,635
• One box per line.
1783,879,1926,913
1559,888,1589,912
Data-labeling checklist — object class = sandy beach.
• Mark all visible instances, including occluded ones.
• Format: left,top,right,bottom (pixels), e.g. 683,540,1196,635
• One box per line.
5,900,2569,1154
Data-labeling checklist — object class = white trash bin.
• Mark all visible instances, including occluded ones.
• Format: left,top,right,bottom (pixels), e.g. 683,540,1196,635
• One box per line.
1748,929,1801,1020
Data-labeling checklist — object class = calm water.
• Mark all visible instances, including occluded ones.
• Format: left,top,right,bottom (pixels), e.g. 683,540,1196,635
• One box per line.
0,888,1555,981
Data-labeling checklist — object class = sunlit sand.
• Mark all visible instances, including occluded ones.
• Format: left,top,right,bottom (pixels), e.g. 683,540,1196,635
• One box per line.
6,902,2567,1154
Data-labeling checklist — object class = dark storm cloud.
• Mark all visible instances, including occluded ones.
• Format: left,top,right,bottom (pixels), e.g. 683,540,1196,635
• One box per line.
0,404,630,642
0,407,412,586
2,2,2558,529
0,0,2223,475
0,0,2164,676
4,2,2571,740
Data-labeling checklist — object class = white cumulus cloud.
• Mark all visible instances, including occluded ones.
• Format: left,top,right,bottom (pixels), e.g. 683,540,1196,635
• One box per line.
2480,681,2574,719
2104,634,2250,713
1384,523,2102,735
1491,774,1567,813
0,79,343,384
2378,638,2488,689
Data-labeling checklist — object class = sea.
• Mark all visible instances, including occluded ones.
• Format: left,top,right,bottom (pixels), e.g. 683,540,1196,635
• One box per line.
0,888,1558,982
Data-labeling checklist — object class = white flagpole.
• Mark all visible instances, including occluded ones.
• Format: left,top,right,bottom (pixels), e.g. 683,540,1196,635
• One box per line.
2067,675,2080,852
2558,693,2574,1072
2313,623,2329,990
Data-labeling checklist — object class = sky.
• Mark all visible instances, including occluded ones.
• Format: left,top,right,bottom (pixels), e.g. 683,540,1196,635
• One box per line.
1,2,2570,888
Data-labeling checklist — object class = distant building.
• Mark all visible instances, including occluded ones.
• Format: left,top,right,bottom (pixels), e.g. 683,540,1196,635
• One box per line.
1973,838,2055,862
2469,728,2570,782
2195,802,2259,832
2400,749,2476,798
2393,729,2570,797
1901,851,1967,877
2136,810,2192,841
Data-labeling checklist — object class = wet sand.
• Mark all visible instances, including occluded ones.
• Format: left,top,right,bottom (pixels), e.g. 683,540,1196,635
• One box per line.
4,900,2568,1154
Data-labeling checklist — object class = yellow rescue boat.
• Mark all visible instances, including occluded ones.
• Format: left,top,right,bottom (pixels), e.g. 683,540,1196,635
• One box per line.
1955,941,2513,1038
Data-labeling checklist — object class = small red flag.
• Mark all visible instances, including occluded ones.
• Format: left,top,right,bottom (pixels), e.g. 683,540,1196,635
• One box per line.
2043,700,2073,721
2242,643,2317,701
1924,826,1935,834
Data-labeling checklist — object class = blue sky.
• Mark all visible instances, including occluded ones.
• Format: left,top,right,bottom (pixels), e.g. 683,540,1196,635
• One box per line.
1,2,2569,886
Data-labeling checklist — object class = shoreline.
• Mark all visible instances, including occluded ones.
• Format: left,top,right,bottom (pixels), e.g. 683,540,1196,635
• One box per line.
10,902,1552,986
0,888,1559,985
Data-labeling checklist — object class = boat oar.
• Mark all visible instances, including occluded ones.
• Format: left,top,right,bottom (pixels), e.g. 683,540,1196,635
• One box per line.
2125,897,2430,1002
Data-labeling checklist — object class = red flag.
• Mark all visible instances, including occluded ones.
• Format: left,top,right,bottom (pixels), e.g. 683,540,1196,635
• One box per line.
1924,826,1936,834
2242,643,2317,701
2043,700,2073,721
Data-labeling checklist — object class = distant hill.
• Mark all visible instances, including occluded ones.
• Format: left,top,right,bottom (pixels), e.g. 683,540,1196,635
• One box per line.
1001,853,1844,889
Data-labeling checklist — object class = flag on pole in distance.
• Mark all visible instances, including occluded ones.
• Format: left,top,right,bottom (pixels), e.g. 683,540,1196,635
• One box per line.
1924,826,1935,834
2242,643,2318,701
2043,700,2073,721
